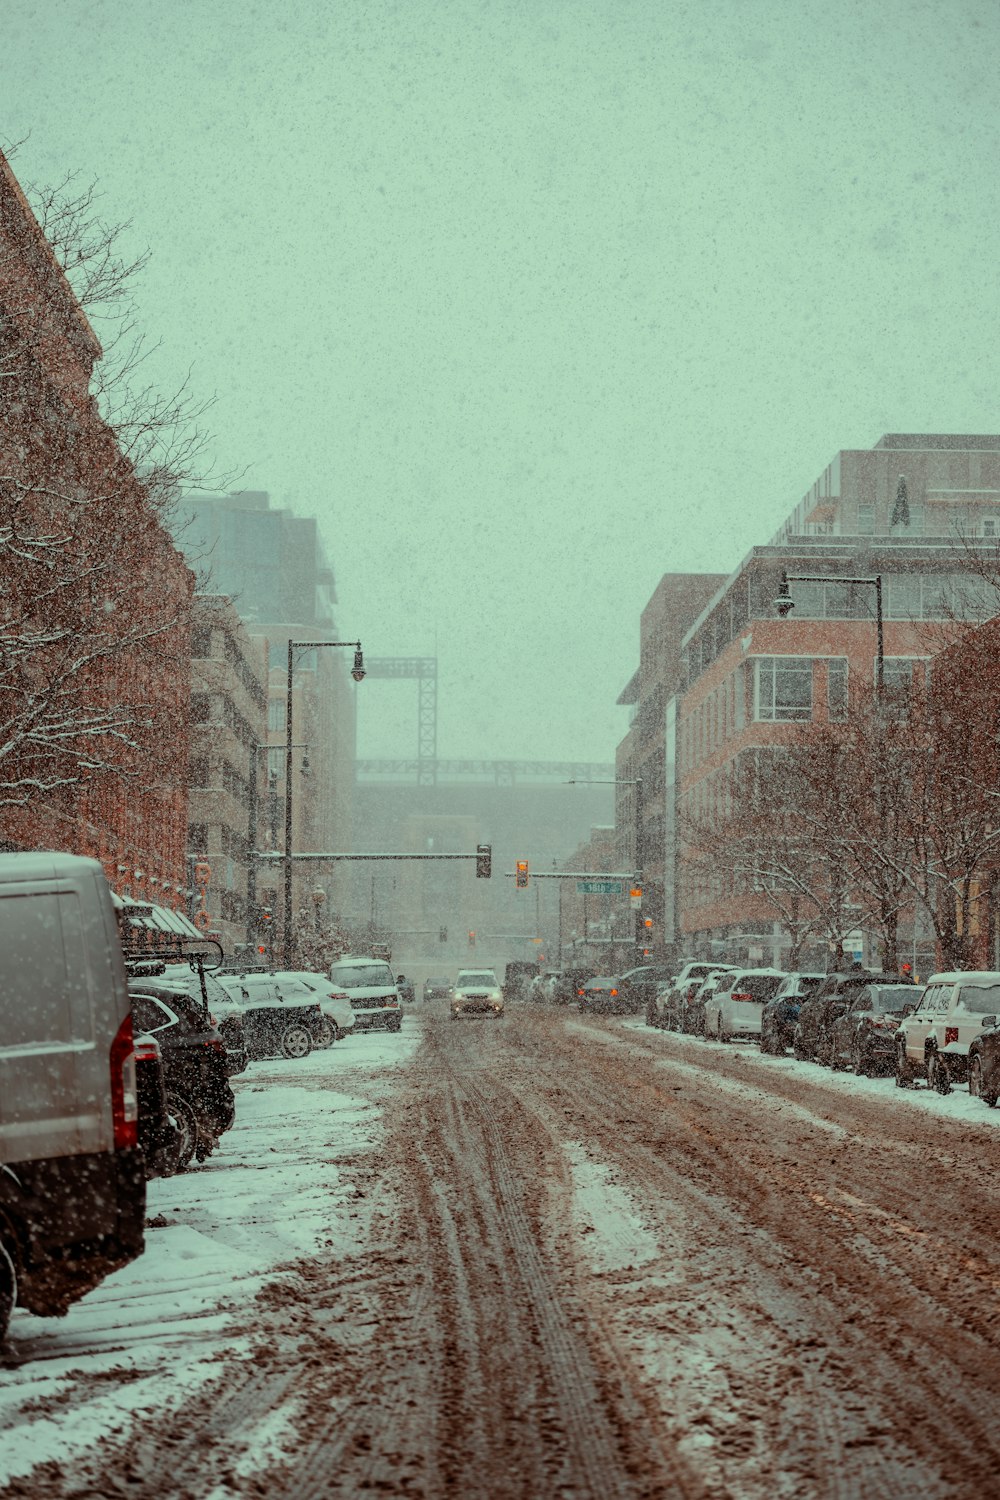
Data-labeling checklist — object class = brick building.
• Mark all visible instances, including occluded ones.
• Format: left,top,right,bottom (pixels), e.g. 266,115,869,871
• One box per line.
0,148,193,903
670,435,1000,969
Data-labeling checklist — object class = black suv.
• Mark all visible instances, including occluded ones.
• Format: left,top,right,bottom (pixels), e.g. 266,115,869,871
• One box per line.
794,970,912,1065
129,980,237,1172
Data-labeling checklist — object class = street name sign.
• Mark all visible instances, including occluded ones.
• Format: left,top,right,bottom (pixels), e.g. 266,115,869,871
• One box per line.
576,879,623,895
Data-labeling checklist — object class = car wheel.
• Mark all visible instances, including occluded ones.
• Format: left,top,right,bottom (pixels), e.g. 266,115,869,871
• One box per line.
166,1091,198,1172
851,1041,868,1077
895,1043,914,1088
388,1018,402,1032
969,1054,999,1107
0,1238,17,1343
280,1023,313,1060
315,1018,337,1048
927,1050,951,1096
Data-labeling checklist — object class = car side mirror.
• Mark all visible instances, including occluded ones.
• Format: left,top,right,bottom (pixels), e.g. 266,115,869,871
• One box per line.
982,1015,997,1030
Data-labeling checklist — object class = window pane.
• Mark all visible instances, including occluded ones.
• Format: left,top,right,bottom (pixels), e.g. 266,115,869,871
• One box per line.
887,574,921,620
828,659,848,721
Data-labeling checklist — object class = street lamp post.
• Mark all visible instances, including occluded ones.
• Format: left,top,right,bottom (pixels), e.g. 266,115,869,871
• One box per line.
774,570,884,704
284,639,365,966
247,740,309,948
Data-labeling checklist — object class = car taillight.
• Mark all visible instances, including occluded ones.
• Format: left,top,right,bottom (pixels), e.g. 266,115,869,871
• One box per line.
945,1026,959,1046
731,992,753,1003
133,1036,161,1063
610,989,618,997
110,1014,138,1150
204,1036,226,1053
578,989,585,996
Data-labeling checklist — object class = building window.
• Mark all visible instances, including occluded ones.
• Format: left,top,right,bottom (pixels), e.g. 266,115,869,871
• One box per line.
880,657,923,713
857,503,875,535
268,698,286,732
828,659,848,721
755,657,813,722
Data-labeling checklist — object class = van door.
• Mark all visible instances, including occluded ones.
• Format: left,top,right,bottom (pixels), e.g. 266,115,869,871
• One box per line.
0,877,99,1166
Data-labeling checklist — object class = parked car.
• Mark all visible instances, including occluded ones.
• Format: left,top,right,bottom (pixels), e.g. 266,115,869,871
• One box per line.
451,969,504,1018
329,956,403,1032
268,970,356,1042
423,974,453,1001
827,982,923,1076
576,976,624,1015
703,969,786,1042
794,970,908,1064
968,1020,1000,1107
152,962,249,1076
129,980,237,1171
617,964,674,1016
896,971,1000,1093
215,972,327,1057
503,961,539,1003
0,853,146,1345
759,972,825,1055
684,971,736,1036
134,1032,183,1178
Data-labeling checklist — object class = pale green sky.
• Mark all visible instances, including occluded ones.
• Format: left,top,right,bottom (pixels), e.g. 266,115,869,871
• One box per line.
5,0,1000,760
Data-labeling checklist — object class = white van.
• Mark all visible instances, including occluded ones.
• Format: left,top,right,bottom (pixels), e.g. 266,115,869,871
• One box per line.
0,853,146,1342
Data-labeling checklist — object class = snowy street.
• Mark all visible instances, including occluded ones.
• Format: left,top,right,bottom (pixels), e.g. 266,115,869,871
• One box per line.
3,1002,999,1498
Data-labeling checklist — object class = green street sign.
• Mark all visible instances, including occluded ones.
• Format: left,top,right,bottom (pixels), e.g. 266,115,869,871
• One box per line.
576,879,623,896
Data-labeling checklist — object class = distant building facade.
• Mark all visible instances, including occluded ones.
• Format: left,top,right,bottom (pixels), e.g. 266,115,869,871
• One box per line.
186,596,268,957
173,491,357,945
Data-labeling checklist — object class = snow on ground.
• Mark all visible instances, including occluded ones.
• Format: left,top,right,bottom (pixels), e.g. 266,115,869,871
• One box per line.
617,1016,1000,1129
563,1141,660,1273
0,1016,422,1486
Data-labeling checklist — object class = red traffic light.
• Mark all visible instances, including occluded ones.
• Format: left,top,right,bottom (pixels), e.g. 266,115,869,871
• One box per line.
515,860,529,889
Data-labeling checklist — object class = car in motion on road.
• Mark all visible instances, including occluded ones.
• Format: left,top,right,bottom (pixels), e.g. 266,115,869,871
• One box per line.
423,974,453,1001
451,969,504,1018
576,976,624,1015
328,956,403,1033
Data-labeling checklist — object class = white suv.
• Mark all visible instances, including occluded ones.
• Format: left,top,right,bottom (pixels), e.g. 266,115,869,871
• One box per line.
329,957,402,1033
451,969,504,1019
896,971,1000,1094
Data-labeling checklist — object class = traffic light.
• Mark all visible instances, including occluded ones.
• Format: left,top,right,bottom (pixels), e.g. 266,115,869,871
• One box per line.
468,929,476,947
476,843,492,879
644,917,653,929
515,860,529,889
439,926,448,943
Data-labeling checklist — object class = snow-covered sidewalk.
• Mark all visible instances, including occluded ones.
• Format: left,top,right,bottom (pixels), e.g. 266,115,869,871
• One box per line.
0,1018,422,1486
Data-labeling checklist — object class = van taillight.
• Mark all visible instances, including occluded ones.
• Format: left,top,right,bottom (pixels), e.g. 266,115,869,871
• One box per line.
731,992,753,1003
110,1015,139,1150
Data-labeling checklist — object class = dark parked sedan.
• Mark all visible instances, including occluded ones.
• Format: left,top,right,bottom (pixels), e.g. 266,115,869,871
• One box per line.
129,982,236,1172
760,973,824,1055
794,971,911,1065
827,983,923,1076
134,1032,182,1178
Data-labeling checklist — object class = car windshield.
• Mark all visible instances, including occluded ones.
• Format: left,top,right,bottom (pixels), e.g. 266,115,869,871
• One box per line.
458,972,497,986
331,963,394,987
862,986,917,1013
427,976,450,986
958,983,1000,1014
588,977,617,988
